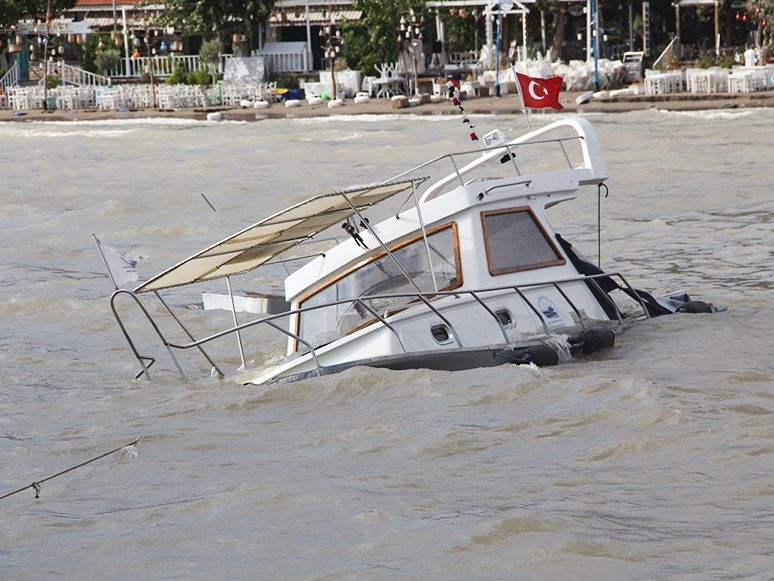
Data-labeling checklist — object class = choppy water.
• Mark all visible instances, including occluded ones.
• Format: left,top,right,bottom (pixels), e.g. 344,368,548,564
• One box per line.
2,108,774,579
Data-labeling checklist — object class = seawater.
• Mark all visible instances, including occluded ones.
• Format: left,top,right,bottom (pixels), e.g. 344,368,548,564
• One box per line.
2,109,774,580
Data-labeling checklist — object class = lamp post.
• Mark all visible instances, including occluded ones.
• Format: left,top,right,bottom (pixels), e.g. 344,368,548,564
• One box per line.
138,11,156,108
320,13,343,99
42,0,51,111
493,0,513,98
399,7,423,96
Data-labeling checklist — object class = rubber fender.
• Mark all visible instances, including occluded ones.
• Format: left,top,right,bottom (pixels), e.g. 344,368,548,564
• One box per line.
498,345,559,367
569,325,615,355
522,345,560,366
675,300,713,314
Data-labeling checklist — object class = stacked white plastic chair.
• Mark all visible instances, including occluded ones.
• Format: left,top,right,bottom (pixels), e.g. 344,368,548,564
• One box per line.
372,63,403,98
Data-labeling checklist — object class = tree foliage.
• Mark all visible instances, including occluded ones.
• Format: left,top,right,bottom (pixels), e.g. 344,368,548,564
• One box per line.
0,0,76,27
750,0,773,55
199,37,222,85
160,0,275,39
94,47,120,76
343,0,429,76
440,7,482,54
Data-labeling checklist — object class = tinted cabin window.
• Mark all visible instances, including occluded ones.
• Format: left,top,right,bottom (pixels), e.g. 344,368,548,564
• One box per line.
481,207,565,276
297,223,461,349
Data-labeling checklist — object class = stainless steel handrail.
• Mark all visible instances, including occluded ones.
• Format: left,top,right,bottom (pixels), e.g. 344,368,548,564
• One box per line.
383,135,583,190
113,271,640,381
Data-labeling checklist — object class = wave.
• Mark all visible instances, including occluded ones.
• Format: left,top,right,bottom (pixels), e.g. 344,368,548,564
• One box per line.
656,108,759,120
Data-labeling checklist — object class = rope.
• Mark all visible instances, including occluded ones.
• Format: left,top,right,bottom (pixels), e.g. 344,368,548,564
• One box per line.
449,84,479,144
0,438,139,501
597,182,609,269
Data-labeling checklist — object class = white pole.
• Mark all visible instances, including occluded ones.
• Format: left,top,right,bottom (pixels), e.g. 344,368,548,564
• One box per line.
226,276,247,371
586,0,592,62
514,76,531,131
486,3,493,69
304,0,312,72
495,3,501,96
522,11,527,61
122,8,130,77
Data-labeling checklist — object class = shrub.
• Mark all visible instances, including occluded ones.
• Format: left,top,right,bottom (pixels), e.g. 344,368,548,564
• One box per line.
166,62,189,85
95,48,121,76
187,68,211,87
199,38,222,85
275,73,299,89
717,54,735,69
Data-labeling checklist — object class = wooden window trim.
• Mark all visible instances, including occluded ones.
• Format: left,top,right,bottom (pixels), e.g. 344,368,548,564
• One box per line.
292,222,463,352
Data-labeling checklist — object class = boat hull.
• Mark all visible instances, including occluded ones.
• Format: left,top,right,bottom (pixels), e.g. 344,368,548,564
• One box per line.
269,342,563,384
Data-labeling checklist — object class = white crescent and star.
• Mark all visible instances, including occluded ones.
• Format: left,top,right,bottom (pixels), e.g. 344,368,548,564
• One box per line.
528,81,548,100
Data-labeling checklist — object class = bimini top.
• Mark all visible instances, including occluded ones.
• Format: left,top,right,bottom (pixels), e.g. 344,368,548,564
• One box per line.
134,178,427,294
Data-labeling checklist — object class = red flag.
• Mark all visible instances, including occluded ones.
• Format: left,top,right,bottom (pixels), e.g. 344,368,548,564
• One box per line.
515,73,564,110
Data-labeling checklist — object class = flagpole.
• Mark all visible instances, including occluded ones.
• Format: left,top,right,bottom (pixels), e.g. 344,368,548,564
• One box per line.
514,78,532,132
93,234,119,291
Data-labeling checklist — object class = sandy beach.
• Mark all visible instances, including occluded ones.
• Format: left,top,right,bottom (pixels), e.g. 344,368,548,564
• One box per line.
1,88,773,122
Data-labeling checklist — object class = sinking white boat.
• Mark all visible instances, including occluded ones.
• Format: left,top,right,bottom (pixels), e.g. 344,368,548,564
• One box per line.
109,117,718,384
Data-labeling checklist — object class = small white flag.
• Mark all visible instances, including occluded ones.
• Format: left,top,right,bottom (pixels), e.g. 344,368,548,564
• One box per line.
93,235,147,289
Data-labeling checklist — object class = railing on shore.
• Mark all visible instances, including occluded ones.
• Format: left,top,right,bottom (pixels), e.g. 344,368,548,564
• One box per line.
109,54,233,79
45,61,109,86
252,42,310,73
1,62,19,95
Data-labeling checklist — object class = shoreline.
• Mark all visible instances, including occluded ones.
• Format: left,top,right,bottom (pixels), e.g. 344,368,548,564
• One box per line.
2,89,773,122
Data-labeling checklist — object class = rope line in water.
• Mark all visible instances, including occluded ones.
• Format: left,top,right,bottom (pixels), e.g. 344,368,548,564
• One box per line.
0,438,139,501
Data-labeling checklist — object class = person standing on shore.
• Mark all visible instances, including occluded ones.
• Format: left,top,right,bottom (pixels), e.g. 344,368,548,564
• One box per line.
744,45,758,67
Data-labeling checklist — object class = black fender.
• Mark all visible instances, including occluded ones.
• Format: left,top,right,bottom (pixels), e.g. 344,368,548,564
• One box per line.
568,325,616,355
675,300,714,314
497,344,560,367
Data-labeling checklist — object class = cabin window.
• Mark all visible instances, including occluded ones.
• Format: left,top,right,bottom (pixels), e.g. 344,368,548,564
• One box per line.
297,223,462,349
481,207,565,276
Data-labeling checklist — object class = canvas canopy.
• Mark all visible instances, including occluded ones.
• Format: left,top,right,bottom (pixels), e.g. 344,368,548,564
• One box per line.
134,178,427,294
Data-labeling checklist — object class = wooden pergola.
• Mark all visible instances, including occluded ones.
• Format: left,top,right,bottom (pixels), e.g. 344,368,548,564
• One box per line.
426,0,530,69
674,0,721,55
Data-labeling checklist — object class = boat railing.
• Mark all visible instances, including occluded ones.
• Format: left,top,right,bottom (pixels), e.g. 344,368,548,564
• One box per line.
386,134,582,195
382,118,609,206
111,272,649,382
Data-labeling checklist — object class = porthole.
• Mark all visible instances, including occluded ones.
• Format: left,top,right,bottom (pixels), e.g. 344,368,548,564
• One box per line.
431,324,453,345
495,309,514,327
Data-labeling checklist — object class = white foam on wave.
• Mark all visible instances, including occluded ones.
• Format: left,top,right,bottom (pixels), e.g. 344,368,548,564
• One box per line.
657,108,759,120
296,130,369,142
0,126,134,139
0,116,248,139
288,112,512,125
32,117,247,127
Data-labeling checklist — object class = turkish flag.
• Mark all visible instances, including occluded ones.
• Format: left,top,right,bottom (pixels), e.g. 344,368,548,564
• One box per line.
515,73,564,110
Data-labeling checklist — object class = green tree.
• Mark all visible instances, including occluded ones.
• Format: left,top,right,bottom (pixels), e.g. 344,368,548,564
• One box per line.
750,0,773,58
160,0,275,39
440,7,482,54
343,0,429,76
94,47,121,76
0,0,76,27
199,37,222,85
